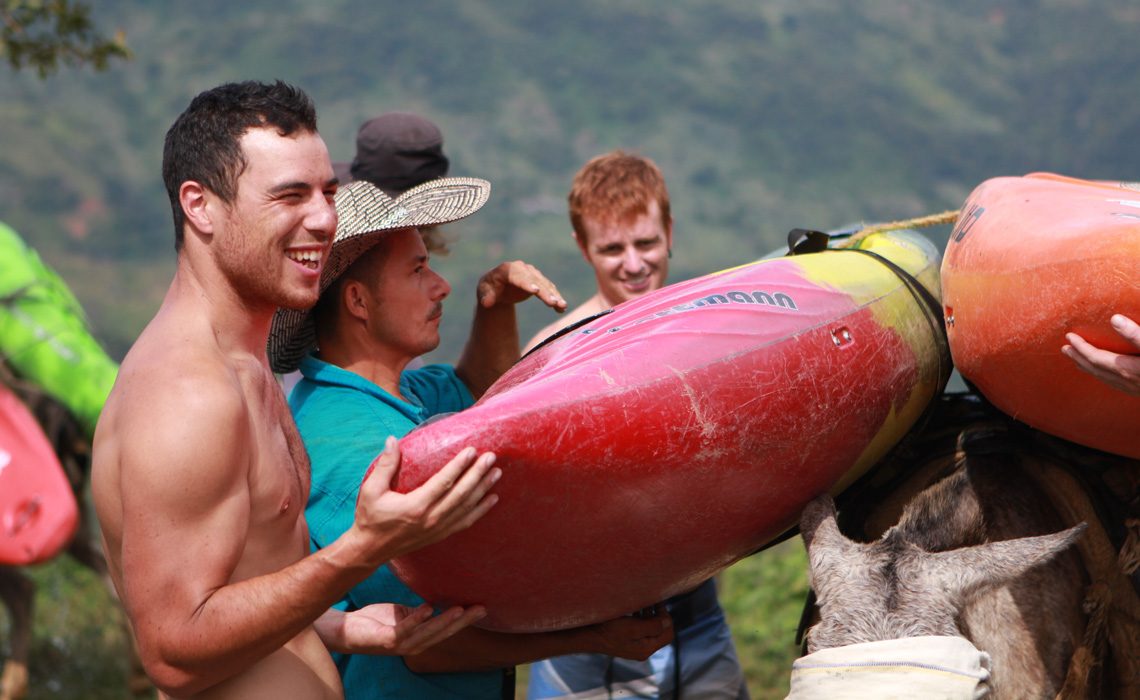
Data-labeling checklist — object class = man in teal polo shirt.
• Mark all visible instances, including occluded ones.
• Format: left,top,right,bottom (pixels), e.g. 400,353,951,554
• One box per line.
268,179,674,699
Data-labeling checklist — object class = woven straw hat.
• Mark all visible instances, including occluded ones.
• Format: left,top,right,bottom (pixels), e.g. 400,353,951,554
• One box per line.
268,177,490,373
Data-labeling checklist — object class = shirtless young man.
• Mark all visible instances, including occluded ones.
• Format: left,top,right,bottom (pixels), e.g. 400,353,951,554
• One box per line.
91,81,500,699
524,150,673,353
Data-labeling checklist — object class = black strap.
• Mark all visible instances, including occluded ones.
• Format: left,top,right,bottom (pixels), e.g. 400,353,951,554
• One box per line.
501,666,515,699
671,627,683,700
844,247,947,349
786,227,945,344
0,283,35,306
786,228,831,255
520,308,615,360
788,225,949,384
785,231,953,653
828,245,955,518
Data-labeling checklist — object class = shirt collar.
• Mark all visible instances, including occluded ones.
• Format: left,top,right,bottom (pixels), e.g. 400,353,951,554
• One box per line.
297,354,428,413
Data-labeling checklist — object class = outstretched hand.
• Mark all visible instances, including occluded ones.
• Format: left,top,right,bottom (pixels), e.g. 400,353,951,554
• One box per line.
1063,314,1140,396
580,605,674,661
344,603,487,656
354,436,501,564
476,260,567,312
318,603,487,656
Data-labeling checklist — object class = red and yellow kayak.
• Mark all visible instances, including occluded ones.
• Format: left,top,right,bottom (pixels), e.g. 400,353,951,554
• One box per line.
393,230,950,632
0,382,78,565
942,173,1140,458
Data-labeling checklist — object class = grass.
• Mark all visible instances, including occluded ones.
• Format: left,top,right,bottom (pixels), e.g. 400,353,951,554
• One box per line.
4,556,140,699
718,539,810,698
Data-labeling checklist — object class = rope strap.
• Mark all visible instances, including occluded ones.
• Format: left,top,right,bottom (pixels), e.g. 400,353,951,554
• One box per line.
834,209,961,249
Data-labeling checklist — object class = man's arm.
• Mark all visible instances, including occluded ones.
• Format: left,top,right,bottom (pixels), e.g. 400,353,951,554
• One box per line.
1063,313,1140,395
403,608,674,673
115,376,499,696
313,603,483,657
456,260,566,398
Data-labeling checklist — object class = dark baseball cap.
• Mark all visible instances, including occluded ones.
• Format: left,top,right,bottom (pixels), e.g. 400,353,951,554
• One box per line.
334,112,450,197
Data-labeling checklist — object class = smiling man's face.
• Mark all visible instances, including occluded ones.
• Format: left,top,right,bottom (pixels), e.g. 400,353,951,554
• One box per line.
576,199,672,307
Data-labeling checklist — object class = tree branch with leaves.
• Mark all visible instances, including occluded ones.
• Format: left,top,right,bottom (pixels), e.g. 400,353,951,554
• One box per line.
2,0,128,77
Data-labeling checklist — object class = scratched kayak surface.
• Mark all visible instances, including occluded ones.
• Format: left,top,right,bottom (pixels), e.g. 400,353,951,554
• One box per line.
393,229,950,632
942,173,1140,458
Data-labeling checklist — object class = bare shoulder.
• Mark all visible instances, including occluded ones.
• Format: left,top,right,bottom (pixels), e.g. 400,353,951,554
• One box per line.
101,330,253,511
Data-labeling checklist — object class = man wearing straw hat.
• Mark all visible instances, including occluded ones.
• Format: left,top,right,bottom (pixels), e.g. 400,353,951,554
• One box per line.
92,81,501,699
334,110,455,255
270,179,675,699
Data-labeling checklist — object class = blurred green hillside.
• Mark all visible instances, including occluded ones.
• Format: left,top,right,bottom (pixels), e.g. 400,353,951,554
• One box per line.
2,0,1138,361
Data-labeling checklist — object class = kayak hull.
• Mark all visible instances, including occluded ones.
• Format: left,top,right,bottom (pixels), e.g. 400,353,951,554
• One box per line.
942,173,1140,457
393,231,949,631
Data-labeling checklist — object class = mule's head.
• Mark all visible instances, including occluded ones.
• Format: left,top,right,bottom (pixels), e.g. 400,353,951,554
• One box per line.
799,493,1085,653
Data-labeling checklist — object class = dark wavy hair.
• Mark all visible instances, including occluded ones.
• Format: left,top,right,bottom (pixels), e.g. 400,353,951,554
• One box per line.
162,80,318,250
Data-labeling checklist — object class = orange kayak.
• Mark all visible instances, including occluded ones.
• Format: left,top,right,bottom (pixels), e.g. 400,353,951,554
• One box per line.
942,172,1140,457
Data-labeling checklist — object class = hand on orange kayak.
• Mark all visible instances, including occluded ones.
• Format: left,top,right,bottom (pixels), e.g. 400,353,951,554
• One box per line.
1063,314,1140,396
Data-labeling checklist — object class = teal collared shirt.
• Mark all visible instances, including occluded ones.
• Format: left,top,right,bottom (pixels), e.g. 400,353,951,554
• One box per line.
290,355,504,700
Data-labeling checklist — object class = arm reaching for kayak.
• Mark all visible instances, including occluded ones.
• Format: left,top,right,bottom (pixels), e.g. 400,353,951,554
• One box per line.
404,606,674,673
1062,313,1140,396
457,260,567,398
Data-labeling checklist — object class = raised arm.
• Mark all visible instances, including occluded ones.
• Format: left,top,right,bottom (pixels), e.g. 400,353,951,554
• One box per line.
456,260,566,397
1063,313,1140,396
111,374,499,696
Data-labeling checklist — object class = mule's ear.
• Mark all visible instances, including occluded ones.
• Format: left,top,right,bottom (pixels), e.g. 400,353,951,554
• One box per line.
923,522,1087,601
801,494,860,594
800,494,837,546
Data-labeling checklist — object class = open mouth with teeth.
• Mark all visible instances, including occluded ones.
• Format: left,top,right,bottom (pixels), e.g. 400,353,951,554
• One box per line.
286,250,322,270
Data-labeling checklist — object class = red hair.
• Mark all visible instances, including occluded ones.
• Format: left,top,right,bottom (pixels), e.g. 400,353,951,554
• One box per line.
568,150,671,242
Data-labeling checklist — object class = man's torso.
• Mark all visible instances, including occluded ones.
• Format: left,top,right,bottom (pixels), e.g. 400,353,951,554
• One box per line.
93,311,342,699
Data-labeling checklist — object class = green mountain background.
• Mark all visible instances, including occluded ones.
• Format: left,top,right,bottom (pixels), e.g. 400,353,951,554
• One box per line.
4,0,1138,364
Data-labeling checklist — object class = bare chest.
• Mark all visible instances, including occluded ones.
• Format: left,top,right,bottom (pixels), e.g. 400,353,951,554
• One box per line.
242,381,313,563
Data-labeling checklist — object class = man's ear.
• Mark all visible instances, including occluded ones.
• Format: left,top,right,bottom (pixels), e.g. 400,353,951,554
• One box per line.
572,229,590,261
180,181,216,236
342,279,371,323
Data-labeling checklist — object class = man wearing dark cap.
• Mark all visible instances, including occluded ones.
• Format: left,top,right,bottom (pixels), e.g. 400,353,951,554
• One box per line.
335,112,449,195
335,112,454,255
